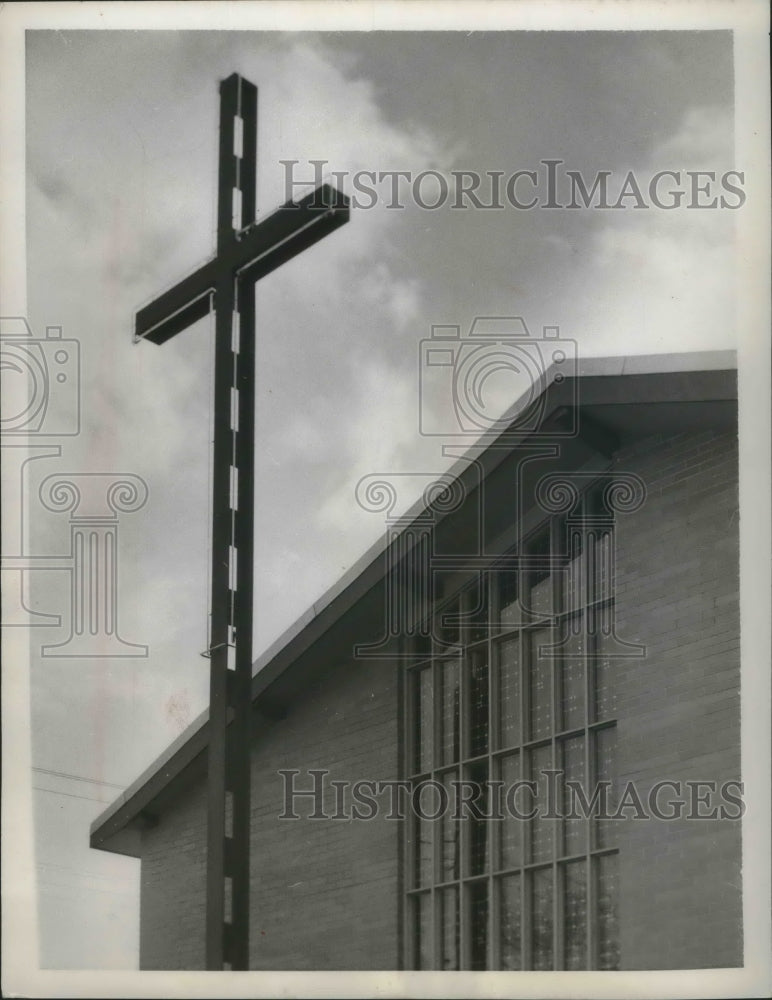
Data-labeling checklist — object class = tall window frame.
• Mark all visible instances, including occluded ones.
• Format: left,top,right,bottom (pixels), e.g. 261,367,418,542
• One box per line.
403,484,620,971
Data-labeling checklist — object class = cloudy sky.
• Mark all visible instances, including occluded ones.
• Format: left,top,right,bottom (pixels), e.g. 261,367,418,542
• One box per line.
7,12,760,972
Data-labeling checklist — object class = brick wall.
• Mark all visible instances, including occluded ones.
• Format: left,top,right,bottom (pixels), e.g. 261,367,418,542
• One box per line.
140,654,400,970
612,427,742,969
140,771,207,969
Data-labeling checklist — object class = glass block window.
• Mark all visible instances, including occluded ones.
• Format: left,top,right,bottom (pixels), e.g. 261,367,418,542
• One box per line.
440,659,461,765
531,866,554,969
499,874,522,970
413,893,432,969
498,753,521,870
468,650,489,757
440,886,460,970
441,769,460,882
529,629,553,741
498,637,521,748
404,490,619,970
498,566,521,627
563,859,587,970
596,853,620,969
528,531,553,619
468,880,489,969
467,761,490,877
412,667,433,774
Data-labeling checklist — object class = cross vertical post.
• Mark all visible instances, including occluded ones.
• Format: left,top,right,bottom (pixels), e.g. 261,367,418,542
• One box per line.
133,73,349,970
206,72,255,973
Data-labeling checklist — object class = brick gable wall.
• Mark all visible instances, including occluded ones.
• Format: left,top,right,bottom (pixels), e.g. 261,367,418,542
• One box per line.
138,425,741,970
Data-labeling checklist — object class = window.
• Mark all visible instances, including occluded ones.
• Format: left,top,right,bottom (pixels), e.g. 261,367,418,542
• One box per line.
404,489,619,970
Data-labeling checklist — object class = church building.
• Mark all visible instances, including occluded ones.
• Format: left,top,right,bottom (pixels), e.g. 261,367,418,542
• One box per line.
91,348,742,971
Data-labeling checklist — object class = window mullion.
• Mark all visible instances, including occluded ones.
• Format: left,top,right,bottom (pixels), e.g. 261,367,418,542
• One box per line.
459,588,470,971
402,655,413,968
431,651,441,971
585,505,595,971
548,515,559,971
486,570,496,970
518,562,528,970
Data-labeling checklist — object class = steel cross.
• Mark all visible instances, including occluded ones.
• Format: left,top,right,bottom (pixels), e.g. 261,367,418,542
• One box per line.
134,73,349,970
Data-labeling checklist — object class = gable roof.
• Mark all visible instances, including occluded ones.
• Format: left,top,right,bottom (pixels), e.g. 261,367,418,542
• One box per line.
90,350,737,857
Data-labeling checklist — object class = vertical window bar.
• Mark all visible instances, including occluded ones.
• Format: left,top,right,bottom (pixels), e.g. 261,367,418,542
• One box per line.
486,571,495,970
518,572,527,971
548,516,561,967
406,672,419,965
430,596,440,970
431,652,441,972
431,881,441,971
459,585,469,970
397,635,406,971
585,496,595,969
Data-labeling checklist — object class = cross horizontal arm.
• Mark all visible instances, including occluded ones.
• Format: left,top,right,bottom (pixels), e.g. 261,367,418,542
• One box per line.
232,182,349,287
135,184,349,346
134,259,218,346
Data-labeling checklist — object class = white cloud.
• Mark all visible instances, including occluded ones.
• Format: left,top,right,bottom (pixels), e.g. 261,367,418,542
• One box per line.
565,104,737,355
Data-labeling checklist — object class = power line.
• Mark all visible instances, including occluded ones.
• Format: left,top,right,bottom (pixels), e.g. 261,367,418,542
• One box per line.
31,766,126,789
32,786,117,804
